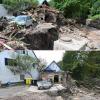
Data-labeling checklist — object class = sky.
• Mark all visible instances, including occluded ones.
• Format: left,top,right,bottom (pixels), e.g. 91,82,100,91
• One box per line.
38,0,51,4
34,51,65,65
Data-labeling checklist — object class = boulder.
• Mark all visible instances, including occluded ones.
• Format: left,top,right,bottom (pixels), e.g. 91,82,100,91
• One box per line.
23,23,58,50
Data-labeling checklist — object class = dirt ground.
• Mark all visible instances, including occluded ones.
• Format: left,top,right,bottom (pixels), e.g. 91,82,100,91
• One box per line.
0,85,100,100
0,84,65,100
69,88,100,100
0,86,29,99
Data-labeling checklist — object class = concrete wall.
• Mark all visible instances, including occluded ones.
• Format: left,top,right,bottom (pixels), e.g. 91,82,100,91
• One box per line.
0,4,8,17
0,50,40,84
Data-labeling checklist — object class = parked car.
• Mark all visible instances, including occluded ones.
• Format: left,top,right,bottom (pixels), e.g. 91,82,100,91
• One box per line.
37,80,53,90
10,15,33,27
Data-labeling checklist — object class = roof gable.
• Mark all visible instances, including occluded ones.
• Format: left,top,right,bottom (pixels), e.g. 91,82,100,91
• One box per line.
44,61,62,72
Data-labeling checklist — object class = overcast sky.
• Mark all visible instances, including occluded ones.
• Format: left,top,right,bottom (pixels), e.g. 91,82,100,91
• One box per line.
34,51,65,65
38,0,51,4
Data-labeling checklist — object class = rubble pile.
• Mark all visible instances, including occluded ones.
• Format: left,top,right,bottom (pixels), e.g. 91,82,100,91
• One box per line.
0,23,27,49
86,19,100,29
0,5,60,50
0,17,8,31
0,3,99,50
59,25,88,38
54,25,89,50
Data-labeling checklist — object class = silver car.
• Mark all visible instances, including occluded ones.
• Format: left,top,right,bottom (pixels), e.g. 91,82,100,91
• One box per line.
11,15,33,27
37,80,53,90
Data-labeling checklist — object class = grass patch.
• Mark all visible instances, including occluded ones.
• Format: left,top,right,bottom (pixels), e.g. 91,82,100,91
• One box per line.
89,14,100,20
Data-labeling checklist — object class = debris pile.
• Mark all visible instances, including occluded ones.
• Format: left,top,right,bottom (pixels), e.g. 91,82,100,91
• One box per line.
0,5,60,50
0,3,99,50
86,19,100,29
54,25,88,50
0,17,8,31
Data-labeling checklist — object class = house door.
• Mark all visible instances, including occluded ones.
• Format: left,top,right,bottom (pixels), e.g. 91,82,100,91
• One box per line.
54,75,59,83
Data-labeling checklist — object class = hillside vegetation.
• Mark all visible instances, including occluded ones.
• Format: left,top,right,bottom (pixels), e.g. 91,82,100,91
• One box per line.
49,0,100,20
2,0,100,20
58,51,100,88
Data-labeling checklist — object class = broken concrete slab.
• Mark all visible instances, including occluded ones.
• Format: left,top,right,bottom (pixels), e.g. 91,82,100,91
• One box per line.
54,37,88,50
60,37,72,42
28,84,66,95
31,23,57,34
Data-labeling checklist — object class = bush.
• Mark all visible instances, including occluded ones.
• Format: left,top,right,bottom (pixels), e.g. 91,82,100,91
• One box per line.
64,0,80,19
90,14,100,20
90,0,100,16
50,0,92,20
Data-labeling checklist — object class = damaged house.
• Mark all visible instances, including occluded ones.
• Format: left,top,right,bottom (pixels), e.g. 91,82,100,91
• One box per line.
42,61,64,84
0,50,40,85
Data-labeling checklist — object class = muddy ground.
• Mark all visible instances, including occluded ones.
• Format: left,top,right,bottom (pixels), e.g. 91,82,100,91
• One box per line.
0,85,100,100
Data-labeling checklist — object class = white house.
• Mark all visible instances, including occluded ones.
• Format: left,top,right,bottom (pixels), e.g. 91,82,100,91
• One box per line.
42,61,63,83
0,50,40,84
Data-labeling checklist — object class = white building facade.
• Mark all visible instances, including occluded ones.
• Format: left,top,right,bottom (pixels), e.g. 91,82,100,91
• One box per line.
0,50,40,84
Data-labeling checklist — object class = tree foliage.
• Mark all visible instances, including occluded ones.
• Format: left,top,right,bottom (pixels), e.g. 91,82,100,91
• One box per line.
8,53,37,74
90,0,100,16
38,58,47,72
60,51,100,82
50,0,100,19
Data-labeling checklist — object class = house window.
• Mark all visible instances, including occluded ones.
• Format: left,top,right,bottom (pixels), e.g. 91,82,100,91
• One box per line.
5,58,17,66
22,50,25,54
15,50,26,54
20,74,25,80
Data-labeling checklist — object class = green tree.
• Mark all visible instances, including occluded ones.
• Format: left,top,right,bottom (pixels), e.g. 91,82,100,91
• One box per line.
61,51,78,71
50,0,98,19
8,53,37,76
61,51,100,81
38,58,47,72
90,0,100,16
